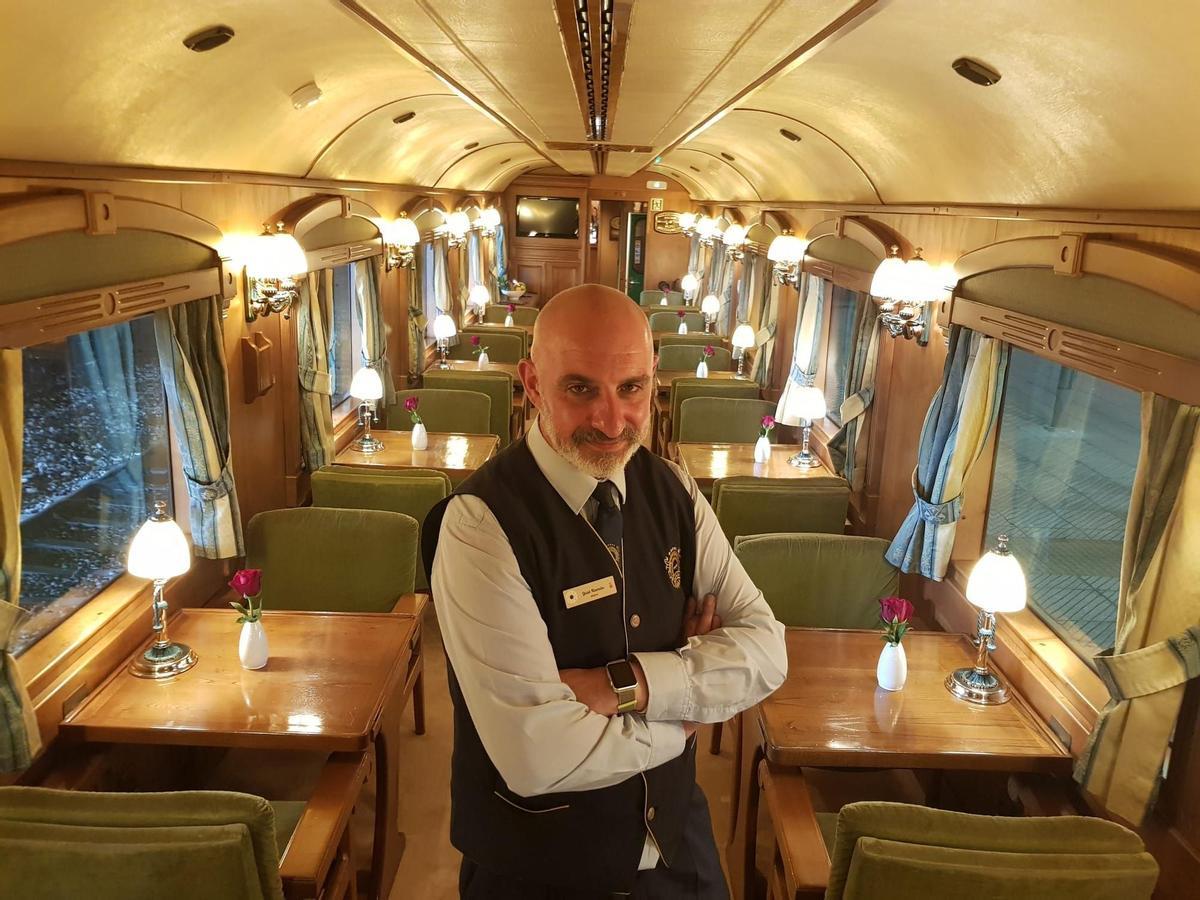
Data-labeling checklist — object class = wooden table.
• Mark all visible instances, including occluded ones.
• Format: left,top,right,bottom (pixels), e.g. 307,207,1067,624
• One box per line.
652,330,730,348
471,321,533,340
656,370,753,394
334,430,499,479
729,629,1071,898
423,358,521,382
61,609,419,900
674,442,828,487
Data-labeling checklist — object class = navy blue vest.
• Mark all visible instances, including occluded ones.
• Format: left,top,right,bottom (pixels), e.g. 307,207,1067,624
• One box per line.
422,438,698,893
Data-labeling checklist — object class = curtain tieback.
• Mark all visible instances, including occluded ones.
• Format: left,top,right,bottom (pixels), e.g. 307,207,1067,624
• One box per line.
186,465,237,504
911,469,962,524
787,364,816,387
754,323,776,348
840,386,875,423
409,307,427,329
1093,625,1200,701
299,367,332,395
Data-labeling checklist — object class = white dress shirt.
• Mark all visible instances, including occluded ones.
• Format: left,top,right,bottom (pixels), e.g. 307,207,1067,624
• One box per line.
431,417,787,869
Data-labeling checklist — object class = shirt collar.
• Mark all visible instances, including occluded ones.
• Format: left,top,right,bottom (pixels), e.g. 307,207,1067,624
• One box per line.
527,416,627,515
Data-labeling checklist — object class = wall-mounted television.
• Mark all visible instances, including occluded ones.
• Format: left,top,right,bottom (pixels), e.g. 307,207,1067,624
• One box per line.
516,196,580,239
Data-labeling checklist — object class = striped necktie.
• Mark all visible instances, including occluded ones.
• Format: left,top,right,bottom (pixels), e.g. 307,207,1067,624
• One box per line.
590,480,623,571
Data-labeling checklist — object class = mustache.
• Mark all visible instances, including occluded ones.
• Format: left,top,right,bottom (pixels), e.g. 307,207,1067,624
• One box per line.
571,425,640,448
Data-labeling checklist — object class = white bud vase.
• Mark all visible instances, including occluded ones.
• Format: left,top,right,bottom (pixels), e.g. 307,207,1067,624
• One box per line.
678,322,688,334
504,314,514,327
476,351,490,368
876,641,907,691
660,297,668,306
411,422,428,450
753,435,771,463
695,360,709,378
239,620,269,670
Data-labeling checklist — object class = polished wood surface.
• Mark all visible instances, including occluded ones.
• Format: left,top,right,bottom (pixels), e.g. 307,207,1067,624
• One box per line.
651,330,730,348
760,629,1071,771
675,442,829,488
60,609,416,752
469,320,534,339
423,357,522,382
334,430,499,477
655,370,753,394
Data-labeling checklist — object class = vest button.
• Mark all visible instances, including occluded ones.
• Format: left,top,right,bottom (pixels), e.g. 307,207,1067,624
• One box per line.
647,806,656,822
629,614,641,628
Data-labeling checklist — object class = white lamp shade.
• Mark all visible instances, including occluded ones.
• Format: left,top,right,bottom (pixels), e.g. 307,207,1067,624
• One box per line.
732,323,756,350
722,223,747,247
700,294,721,316
385,216,419,247
246,229,307,280
780,384,827,424
127,513,190,580
768,233,806,264
899,254,936,304
349,366,384,401
468,284,490,308
446,211,471,237
697,216,721,241
966,543,1028,613
433,313,457,340
480,208,502,229
678,211,697,231
870,250,907,301
680,272,700,293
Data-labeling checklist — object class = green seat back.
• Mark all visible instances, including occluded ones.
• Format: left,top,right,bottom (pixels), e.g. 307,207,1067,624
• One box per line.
312,467,450,590
641,304,693,317
246,507,417,612
678,397,776,444
484,305,539,326
733,533,898,627
659,333,726,348
665,290,685,304
386,388,491,434
462,324,530,356
640,289,665,306
658,344,733,372
448,331,525,363
827,802,1158,900
650,310,705,331
0,786,284,900
712,476,849,542
668,378,761,442
422,369,515,448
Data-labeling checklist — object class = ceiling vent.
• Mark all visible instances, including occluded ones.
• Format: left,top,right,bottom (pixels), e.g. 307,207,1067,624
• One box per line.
183,25,234,53
779,128,801,143
463,141,479,150
953,57,1001,86
393,111,416,125
720,152,735,162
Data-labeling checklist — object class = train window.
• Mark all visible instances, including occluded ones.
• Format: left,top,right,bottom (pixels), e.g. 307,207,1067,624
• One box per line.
15,315,172,654
821,285,862,427
328,264,361,409
985,349,1140,661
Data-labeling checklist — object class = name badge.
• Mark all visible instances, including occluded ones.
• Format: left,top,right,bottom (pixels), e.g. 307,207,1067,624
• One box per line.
563,576,618,609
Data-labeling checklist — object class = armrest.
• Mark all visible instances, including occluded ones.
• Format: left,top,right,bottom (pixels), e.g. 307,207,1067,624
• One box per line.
759,761,831,898
279,751,371,890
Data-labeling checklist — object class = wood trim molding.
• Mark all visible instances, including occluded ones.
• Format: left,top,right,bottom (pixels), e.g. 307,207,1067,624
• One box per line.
803,215,899,261
285,195,385,246
0,192,224,251
800,257,873,294
304,242,382,270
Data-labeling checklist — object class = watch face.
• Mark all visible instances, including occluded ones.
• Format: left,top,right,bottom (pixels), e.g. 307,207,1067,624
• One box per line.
607,659,637,691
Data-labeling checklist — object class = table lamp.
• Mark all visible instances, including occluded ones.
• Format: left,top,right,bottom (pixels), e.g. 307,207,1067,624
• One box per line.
680,272,699,304
946,535,1027,704
127,501,196,678
433,313,457,368
731,323,755,376
467,284,490,315
778,384,826,468
350,366,385,453
700,293,720,333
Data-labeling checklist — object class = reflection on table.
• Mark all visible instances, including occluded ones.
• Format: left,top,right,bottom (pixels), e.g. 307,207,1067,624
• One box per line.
655,370,753,394
675,442,828,488
335,431,499,478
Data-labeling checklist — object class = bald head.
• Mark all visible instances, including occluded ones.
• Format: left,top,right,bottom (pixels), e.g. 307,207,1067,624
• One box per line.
531,283,652,366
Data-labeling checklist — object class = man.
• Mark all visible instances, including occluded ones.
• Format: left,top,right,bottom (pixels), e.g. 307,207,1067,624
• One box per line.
423,284,787,899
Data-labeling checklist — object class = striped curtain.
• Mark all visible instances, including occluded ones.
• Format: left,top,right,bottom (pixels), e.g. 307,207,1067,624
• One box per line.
774,275,827,423
409,247,429,377
0,349,41,772
885,326,1009,579
752,274,781,389
494,224,507,291
687,234,701,283
1075,396,1200,826
716,252,737,337
153,297,244,558
826,294,882,490
296,271,334,471
706,248,727,306
355,257,395,407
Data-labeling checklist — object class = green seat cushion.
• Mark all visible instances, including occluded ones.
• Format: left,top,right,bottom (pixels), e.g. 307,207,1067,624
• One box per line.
447,330,525,363
640,289,665,305
658,343,733,372
423,370,515,448
668,378,761,442
461,324,531,356
713,477,849,543
678,397,776,444
386,388,491,435
483,305,538,326
650,310,705,331
659,333,724,348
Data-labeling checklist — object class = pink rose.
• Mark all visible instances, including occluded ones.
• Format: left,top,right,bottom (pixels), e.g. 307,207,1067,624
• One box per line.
404,396,419,413
761,415,775,430
880,596,914,624
507,304,515,313
703,345,715,357
471,335,480,346
677,310,686,319
229,568,262,598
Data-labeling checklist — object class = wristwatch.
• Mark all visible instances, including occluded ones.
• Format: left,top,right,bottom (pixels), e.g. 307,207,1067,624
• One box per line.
606,658,639,714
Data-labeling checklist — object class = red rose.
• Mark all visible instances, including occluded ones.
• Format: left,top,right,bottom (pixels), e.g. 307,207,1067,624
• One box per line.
404,396,419,413
471,335,481,346
229,568,262,598
677,310,686,318
507,304,515,313
879,596,913,624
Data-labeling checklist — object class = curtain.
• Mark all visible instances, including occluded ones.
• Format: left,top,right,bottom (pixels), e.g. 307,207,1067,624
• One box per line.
296,271,335,471
1075,396,1200,826
409,246,429,378
774,275,828,421
355,257,395,407
716,253,737,337
153,297,244,558
494,224,507,290
0,349,41,772
431,238,452,322
752,275,782,389
483,231,499,304
885,326,1009,579
706,248,727,306
826,295,882,490
687,234,701,282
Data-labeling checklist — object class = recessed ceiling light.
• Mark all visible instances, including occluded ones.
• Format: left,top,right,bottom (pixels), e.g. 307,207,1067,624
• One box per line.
183,25,234,53
498,158,512,166
779,128,801,143
721,152,735,162
290,82,322,110
953,57,1001,86
393,111,416,125
463,141,479,150
689,165,701,172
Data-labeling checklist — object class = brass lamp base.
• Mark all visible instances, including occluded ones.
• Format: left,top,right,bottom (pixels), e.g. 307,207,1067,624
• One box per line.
945,666,1009,705
354,433,384,453
130,641,198,679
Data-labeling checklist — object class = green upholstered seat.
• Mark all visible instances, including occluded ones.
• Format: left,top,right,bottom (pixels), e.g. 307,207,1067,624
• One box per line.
658,343,733,372
825,802,1158,900
677,397,776,444
734,533,898,627
447,330,525,363
650,310,705,331
712,476,849,542
246,507,417,612
0,786,285,900
484,305,539,326
658,333,724,348
640,289,665,306
462,324,531,356
312,467,451,590
667,377,761,443
386,388,491,434
665,290,685,304
422,369,515,447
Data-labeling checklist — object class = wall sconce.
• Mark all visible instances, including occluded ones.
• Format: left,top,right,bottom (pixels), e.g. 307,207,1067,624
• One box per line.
350,366,385,453
768,231,807,286
696,216,723,247
679,211,698,237
433,312,457,367
779,384,827,469
680,272,700,304
244,223,308,322
127,501,195,678
731,323,755,376
700,293,721,333
467,284,490,316
722,223,746,262
479,207,502,237
947,535,1027,705
445,211,471,249
383,213,419,272
871,245,937,345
